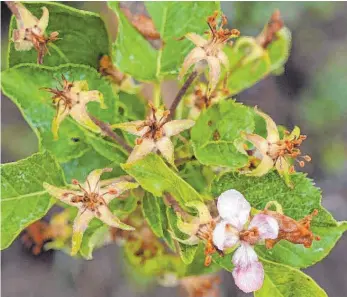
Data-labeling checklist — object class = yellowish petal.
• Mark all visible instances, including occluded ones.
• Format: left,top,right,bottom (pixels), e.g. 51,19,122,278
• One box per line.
162,120,195,137
79,90,106,109
72,80,89,92
127,139,156,163
112,121,149,137
178,47,207,80
275,157,293,188
16,2,38,28
217,50,229,69
246,155,274,177
234,37,265,65
85,168,113,193
100,181,139,204
43,182,81,207
37,7,49,32
156,137,174,165
52,105,70,140
97,205,135,230
285,126,301,141
71,210,94,255
69,103,101,134
185,33,208,47
255,109,280,143
243,133,269,155
13,29,33,51
177,214,200,235
206,56,221,95
185,200,212,224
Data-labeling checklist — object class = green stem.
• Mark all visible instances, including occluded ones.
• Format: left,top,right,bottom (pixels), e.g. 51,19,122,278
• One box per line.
153,83,161,108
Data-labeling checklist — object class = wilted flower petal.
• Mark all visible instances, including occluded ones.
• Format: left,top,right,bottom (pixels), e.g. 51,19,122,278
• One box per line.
127,138,156,163
185,32,208,47
249,214,279,240
206,56,221,95
156,136,174,165
179,47,207,80
232,260,264,293
255,109,280,143
217,189,251,230
162,119,195,137
212,220,239,251
113,121,150,137
246,155,274,177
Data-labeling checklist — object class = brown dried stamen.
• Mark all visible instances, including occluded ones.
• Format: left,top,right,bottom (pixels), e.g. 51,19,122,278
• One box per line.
239,227,260,245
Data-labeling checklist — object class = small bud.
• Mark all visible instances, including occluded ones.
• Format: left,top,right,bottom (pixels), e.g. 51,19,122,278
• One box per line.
72,179,79,185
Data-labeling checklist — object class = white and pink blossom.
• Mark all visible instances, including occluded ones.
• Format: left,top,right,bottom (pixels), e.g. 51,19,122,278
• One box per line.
212,189,279,293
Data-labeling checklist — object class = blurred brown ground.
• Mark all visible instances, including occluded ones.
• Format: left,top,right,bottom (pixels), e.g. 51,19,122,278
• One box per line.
1,2,347,297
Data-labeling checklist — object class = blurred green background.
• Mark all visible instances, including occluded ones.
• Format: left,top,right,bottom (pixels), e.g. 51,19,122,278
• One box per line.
1,2,347,297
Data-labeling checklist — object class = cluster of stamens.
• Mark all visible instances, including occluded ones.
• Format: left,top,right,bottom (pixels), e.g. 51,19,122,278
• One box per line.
271,132,311,169
206,11,240,44
135,104,170,144
62,178,117,217
195,221,219,266
43,75,76,114
239,226,260,245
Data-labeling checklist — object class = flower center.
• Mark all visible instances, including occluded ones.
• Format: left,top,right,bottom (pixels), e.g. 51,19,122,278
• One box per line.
136,105,170,141
239,227,260,245
268,133,311,168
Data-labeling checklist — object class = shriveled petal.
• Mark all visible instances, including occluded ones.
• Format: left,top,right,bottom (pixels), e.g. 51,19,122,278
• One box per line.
185,200,212,224
285,126,301,141
185,33,208,47
69,103,101,133
177,215,199,236
178,47,207,80
212,220,239,251
85,168,113,194
246,155,274,177
217,189,251,230
156,137,175,165
71,210,94,255
72,81,89,92
52,104,70,140
232,243,258,268
43,182,81,207
16,2,38,28
206,56,221,95
232,261,264,293
255,109,280,143
127,138,156,163
243,133,269,156
97,205,135,230
162,120,195,137
100,180,139,204
112,121,149,137
78,90,106,109
169,231,200,246
37,7,49,32
217,50,229,69
13,29,33,51
249,214,279,240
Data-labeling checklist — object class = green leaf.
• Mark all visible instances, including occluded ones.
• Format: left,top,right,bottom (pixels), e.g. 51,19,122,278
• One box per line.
1,63,124,162
61,149,124,182
109,2,220,81
142,193,164,237
118,91,147,121
79,219,108,260
1,151,65,249
157,197,176,251
267,27,291,73
8,2,109,68
166,207,198,264
255,258,327,297
122,154,202,210
191,100,255,169
225,40,271,96
212,172,347,268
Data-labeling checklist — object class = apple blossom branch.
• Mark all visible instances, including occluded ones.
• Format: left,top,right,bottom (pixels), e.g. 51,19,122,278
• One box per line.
89,114,132,153
169,70,198,117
